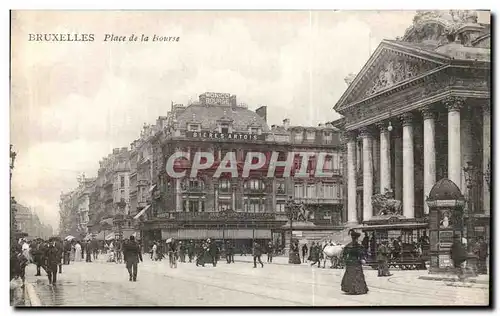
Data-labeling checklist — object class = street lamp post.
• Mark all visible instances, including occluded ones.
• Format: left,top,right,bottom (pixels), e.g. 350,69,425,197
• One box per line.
285,196,302,264
463,161,478,249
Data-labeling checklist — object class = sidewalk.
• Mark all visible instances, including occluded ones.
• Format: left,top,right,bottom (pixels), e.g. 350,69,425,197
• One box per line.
233,255,311,266
418,273,490,284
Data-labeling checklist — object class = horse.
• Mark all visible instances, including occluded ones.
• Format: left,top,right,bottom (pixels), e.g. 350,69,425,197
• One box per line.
321,242,345,269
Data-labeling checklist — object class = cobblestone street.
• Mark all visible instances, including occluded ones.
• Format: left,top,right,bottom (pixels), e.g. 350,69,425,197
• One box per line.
22,256,489,306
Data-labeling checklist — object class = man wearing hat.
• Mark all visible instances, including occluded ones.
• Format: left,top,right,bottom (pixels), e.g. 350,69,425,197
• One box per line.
123,236,143,282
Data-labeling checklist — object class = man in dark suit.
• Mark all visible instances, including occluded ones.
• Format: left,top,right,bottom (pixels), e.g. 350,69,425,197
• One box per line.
253,242,264,268
123,236,143,282
44,240,60,285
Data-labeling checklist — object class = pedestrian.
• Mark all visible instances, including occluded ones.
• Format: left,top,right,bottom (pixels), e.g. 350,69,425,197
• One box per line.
74,241,82,262
44,239,60,285
123,236,143,282
253,242,264,268
55,239,63,274
267,242,274,263
377,240,391,277
63,240,71,265
33,240,44,276
85,241,92,262
226,241,234,264
91,238,99,260
362,232,369,254
369,233,377,261
207,239,218,267
341,231,369,295
187,240,195,263
167,239,178,268
310,242,321,267
302,243,308,263
450,235,468,279
289,240,301,264
151,242,158,261
179,242,186,263
473,236,488,274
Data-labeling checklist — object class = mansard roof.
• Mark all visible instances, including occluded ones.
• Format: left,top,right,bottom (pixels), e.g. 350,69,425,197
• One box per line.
176,104,270,133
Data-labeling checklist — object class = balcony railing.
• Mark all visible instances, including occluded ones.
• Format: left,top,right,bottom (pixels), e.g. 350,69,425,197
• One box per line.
293,197,342,204
156,211,276,221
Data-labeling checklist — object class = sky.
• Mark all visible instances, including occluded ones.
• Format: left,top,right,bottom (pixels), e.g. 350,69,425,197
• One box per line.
11,10,487,231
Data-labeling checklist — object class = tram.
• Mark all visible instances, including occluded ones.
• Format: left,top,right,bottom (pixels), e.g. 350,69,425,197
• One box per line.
357,216,430,270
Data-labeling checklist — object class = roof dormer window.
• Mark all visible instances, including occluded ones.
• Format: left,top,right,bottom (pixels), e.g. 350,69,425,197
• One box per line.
250,127,260,135
306,130,316,140
294,131,303,142
189,124,200,132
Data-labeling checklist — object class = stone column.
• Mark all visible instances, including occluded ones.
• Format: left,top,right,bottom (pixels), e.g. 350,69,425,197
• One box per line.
360,127,373,221
394,136,403,201
483,103,491,214
401,113,415,219
175,179,182,212
372,135,379,192
421,107,436,215
444,96,465,189
346,132,358,224
376,122,391,194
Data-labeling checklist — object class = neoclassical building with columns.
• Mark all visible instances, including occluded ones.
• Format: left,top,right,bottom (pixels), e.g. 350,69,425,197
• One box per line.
333,10,491,241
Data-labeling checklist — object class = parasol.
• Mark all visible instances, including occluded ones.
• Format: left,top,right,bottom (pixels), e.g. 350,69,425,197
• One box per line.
166,238,173,243
65,235,75,241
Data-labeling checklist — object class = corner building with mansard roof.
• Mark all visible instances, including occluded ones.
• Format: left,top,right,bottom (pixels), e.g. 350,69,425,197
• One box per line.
135,92,346,251
334,10,491,243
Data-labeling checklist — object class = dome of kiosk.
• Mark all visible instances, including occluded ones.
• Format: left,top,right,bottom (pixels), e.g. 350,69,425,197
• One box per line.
427,178,464,201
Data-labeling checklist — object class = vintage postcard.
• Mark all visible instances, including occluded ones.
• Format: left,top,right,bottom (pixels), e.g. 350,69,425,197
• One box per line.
10,10,491,307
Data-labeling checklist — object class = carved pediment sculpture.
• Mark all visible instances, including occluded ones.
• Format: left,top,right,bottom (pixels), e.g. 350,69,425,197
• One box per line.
365,57,436,96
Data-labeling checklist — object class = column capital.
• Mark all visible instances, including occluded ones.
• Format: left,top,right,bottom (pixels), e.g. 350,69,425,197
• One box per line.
443,96,466,112
340,131,357,143
399,113,414,127
374,121,389,132
358,127,374,138
420,106,436,120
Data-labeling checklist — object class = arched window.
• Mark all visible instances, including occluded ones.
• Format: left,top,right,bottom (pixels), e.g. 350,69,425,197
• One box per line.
182,178,205,191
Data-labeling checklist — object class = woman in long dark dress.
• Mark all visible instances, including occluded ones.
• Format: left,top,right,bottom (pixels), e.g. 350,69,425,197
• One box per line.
341,231,369,295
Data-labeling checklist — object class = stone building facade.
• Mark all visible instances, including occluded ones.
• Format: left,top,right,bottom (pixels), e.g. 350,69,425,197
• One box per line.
334,10,490,242
133,93,345,249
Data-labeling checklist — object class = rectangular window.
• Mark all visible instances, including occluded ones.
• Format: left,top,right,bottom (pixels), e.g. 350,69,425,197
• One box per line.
120,189,125,199
294,132,303,142
245,199,261,213
201,201,205,212
218,180,231,194
324,156,333,170
183,200,188,212
276,202,285,213
189,200,199,213
276,181,286,195
324,183,334,198
218,200,231,211
306,131,315,140
221,124,229,134
120,176,125,188
324,132,332,142
306,184,316,198
294,183,303,198
250,128,259,134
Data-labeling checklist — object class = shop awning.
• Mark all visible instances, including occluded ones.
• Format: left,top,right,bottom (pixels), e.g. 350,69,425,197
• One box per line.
162,228,271,240
133,205,151,219
149,185,157,192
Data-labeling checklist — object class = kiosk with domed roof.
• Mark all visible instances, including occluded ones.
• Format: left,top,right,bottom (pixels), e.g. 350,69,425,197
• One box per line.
426,178,465,273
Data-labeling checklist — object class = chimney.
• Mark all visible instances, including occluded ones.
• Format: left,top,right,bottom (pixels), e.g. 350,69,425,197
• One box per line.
255,106,267,123
113,148,119,154
283,118,290,130
121,147,128,153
